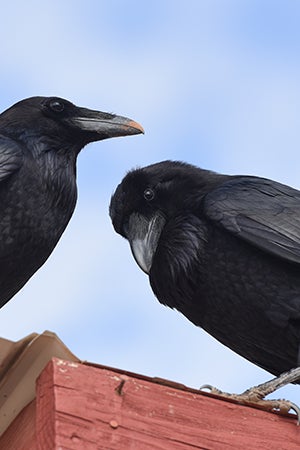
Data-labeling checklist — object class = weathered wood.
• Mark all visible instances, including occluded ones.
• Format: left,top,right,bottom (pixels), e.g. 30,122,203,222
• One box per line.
0,400,36,450
35,358,300,449
35,360,56,450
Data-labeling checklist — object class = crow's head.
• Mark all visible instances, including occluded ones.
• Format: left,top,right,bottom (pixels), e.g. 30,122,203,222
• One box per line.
110,160,208,273
0,96,144,156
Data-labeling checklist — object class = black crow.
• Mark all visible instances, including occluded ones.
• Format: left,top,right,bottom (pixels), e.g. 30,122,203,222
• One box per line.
0,96,143,308
110,160,300,417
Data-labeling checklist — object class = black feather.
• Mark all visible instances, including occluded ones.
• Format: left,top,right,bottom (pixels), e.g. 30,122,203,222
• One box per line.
110,160,300,379
0,96,143,308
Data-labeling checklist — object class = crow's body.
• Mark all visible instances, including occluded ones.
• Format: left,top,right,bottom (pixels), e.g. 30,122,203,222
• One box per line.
0,96,143,308
110,160,300,380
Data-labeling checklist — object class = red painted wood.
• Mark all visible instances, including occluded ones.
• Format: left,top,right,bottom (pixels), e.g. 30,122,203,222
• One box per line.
0,400,36,450
35,358,300,449
35,360,56,450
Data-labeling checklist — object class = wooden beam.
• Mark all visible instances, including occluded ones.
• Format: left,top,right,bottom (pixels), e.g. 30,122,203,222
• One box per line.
34,358,299,449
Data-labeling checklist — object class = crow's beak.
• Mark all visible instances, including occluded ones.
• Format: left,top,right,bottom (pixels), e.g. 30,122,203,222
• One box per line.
70,107,144,140
126,212,165,274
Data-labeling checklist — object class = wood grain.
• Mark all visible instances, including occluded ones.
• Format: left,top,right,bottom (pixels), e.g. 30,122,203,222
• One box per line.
0,400,36,450
34,358,300,450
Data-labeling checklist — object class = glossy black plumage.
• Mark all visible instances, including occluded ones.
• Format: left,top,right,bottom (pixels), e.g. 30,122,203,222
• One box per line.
110,160,300,380
0,96,143,308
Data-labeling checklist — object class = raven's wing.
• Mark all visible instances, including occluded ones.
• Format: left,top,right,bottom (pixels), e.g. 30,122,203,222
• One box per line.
204,177,300,264
0,135,23,182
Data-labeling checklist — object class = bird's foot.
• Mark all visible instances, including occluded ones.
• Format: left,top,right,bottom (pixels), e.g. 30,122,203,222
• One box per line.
200,384,300,420
200,366,300,424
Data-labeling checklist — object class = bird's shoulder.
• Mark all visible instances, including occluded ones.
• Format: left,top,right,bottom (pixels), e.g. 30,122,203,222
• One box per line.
0,134,24,182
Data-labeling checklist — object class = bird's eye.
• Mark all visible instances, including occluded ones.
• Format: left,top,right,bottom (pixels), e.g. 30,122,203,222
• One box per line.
143,188,155,201
49,100,65,112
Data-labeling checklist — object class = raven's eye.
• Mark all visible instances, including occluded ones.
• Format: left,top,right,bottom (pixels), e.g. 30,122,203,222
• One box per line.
143,188,155,201
49,100,65,112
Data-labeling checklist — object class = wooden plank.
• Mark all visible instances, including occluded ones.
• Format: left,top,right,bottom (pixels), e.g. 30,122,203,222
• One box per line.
35,360,56,450
0,330,79,436
35,358,300,449
0,400,36,450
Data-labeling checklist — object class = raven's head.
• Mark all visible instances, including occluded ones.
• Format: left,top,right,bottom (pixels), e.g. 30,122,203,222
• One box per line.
110,160,207,274
0,96,144,155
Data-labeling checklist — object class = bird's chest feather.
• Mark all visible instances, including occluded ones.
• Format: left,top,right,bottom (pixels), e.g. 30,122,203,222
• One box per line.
149,214,208,311
150,221,300,373
150,220,300,321
0,160,77,260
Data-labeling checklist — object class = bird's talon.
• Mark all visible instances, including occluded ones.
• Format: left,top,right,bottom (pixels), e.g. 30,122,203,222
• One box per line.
199,384,223,395
199,384,213,391
275,401,300,425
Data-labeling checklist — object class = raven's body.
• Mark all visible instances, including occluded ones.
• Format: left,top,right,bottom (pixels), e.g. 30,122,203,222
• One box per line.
0,136,77,305
0,96,143,308
110,161,300,379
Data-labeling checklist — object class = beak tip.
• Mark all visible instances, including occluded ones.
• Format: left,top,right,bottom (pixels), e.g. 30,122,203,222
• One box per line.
128,120,145,135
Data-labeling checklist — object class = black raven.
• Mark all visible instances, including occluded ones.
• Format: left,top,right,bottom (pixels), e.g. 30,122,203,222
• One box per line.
0,96,143,308
110,160,300,416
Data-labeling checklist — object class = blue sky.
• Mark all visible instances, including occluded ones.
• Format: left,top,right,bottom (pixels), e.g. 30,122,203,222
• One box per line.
1,1,300,407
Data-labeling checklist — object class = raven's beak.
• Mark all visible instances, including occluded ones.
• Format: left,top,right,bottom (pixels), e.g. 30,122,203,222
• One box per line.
69,107,144,140
126,212,166,274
